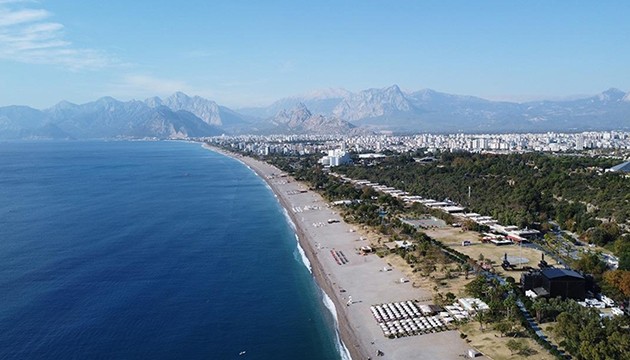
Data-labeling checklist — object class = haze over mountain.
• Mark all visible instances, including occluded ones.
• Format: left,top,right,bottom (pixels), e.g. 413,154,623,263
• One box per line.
244,85,630,133
238,88,352,119
260,103,359,135
1,86,630,139
0,97,224,139
145,92,250,129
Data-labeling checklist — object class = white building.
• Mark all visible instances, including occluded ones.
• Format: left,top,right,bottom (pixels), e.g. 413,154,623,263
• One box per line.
320,149,351,167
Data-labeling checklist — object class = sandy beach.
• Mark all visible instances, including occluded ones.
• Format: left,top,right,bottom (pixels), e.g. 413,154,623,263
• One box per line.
206,145,480,360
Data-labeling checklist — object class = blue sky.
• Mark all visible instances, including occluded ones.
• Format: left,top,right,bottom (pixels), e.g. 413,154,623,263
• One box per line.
1,0,629,108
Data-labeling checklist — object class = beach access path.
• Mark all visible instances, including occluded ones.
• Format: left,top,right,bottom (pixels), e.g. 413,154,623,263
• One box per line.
207,146,481,360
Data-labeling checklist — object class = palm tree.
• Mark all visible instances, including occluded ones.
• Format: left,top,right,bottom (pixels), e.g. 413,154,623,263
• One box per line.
531,298,547,323
472,303,486,331
503,294,518,320
461,262,472,279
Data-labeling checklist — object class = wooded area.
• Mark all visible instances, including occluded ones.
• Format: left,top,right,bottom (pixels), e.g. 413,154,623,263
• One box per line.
338,152,629,257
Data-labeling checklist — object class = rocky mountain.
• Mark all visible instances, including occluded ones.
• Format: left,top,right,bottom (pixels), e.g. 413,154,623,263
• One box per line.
238,88,351,119
0,105,51,138
262,103,358,134
50,97,226,138
332,84,416,121
145,92,249,130
0,97,224,139
247,86,630,133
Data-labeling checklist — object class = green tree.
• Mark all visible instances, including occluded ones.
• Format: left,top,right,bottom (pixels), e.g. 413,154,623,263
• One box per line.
573,252,607,280
461,262,472,279
493,320,512,337
531,298,548,323
506,339,523,355
444,292,456,304
465,275,487,298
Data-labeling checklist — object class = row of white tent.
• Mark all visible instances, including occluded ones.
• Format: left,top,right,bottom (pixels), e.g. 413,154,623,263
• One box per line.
377,316,447,338
370,301,422,322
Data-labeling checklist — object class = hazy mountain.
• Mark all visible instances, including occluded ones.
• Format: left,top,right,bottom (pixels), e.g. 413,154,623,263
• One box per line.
506,88,630,132
0,105,71,139
46,97,224,138
0,97,224,139
245,85,630,133
261,103,358,134
146,92,250,130
2,87,630,138
332,85,417,121
238,88,351,118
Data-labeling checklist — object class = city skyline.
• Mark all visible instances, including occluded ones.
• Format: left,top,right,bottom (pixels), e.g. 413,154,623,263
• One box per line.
1,1,630,108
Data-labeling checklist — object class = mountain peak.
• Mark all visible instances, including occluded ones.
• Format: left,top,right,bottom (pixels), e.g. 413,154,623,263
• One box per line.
598,88,626,102
293,102,311,113
145,96,163,107
268,102,356,134
51,100,78,110
277,103,311,118
94,96,121,107
273,103,312,125
410,88,439,101
385,84,402,93
167,91,192,102
332,84,414,120
146,93,234,127
96,96,118,103
414,88,436,95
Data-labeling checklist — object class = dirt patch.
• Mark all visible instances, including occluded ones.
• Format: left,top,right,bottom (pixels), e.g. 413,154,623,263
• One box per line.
459,322,555,360
425,227,560,278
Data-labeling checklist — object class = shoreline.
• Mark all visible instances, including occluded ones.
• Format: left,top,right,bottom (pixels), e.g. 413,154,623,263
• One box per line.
202,143,478,360
203,144,363,359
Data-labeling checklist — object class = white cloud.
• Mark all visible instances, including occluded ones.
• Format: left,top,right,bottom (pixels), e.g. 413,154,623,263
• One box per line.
0,8,48,26
0,3,115,69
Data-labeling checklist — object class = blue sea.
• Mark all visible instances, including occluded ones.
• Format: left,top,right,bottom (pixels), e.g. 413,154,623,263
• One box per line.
0,141,344,360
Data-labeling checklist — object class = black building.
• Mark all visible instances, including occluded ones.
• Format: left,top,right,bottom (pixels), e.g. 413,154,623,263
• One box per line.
521,268,586,300
541,268,585,300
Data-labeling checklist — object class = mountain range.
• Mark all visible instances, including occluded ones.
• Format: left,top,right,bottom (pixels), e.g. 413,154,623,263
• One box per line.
1,86,630,139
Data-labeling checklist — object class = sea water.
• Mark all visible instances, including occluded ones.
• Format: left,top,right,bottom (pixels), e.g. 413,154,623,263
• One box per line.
0,140,341,359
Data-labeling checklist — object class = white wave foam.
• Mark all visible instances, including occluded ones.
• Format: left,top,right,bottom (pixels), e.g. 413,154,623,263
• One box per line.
322,292,352,360
294,234,312,273
291,228,350,359
282,207,297,232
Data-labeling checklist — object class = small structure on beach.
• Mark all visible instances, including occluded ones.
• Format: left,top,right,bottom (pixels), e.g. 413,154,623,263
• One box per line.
360,245,373,254
384,240,414,251
394,240,414,249
468,349,481,358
